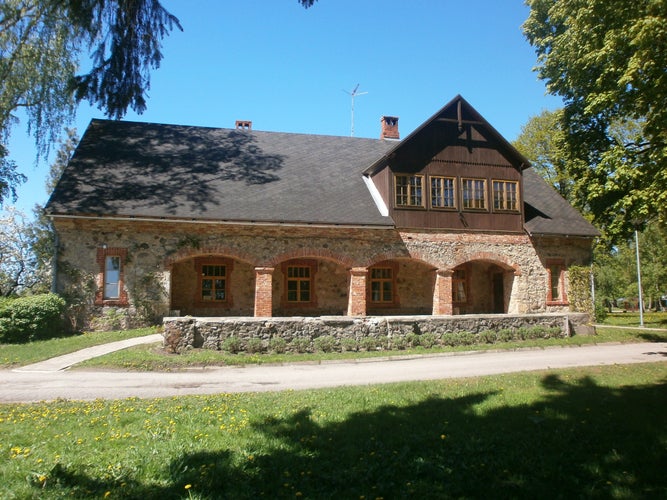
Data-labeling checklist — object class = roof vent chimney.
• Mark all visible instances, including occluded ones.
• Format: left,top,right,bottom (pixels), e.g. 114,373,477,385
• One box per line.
380,116,399,140
235,120,252,130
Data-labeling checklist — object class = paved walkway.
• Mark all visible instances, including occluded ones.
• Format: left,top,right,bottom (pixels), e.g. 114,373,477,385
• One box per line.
12,333,164,372
0,332,665,403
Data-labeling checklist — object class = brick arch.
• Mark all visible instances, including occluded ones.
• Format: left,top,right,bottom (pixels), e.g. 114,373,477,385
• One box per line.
367,254,437,271
267,248,355,268
164,244,257,268
450,252,522,275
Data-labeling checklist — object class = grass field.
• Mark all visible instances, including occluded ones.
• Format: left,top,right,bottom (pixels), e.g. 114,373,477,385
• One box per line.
1,362,666,499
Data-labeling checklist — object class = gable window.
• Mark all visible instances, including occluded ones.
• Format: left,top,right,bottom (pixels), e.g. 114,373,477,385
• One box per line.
287,266,311,303
395,174,424,208
370,267,394,303
95,247,128,306
195,258,234,306
431,176,456,209
452,268,468,303
546,260,568,305
493,180,519,211
462,178,487,210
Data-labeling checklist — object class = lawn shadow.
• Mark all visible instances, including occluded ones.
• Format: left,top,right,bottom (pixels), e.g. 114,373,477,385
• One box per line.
42,375,667,498
639,332,667,343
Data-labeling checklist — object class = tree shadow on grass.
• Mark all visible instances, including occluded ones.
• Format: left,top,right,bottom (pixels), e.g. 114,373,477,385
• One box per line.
44,374,667,499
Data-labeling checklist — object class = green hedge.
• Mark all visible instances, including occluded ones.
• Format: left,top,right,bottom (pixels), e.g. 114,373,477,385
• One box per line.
0,294,67,343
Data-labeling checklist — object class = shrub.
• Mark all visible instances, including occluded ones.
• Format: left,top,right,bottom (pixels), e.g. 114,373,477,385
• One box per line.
360,336,382,351
314,335,336,353
0,294,66,343
418,332,438,348
290,337,311,353
405,333,421,348
478,330,497,344
497,328,515,342
246,338,265,354
340,337,358,352
269,337,287,354
569,265,594,317
222,336,242,354
441,331,477,346
390,334,408,350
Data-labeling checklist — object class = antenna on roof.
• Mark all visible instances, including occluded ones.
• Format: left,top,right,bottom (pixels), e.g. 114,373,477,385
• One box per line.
343,84,368,137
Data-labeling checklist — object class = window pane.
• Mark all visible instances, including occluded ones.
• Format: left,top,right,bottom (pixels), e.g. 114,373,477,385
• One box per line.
432,177,455,208
104,283,119,299
104,256,120,299
463,179,486,209
396,175,423,206
371,282,381,302
199,264,227,302
382,281,392,301
550,266,561,300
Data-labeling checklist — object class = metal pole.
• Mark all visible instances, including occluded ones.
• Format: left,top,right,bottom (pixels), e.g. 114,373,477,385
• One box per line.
634,229,644,327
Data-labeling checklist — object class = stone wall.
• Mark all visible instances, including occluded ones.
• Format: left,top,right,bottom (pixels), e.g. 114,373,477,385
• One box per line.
162,313,592,354
52,217,593,329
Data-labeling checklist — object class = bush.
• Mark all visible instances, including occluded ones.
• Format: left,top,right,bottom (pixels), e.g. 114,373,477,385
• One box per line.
222,336,242,354
269,337,287,354
390,334,408,350
314,335,336,353
246,338,265,354
418,332,438,348
0,294,67,343
290,337,311,353
340,337,358,352
478,330,497,344
405,333,421,348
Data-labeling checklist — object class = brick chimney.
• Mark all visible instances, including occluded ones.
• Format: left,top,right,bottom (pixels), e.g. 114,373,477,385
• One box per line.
235,120,252,130
380,116,399,140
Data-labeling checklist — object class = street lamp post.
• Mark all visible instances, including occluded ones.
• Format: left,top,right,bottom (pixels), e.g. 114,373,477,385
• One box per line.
634,228,645,327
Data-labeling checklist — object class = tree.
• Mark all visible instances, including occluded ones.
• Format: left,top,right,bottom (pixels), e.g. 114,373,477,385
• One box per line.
0,0,182,206
0,1,319,207
512,109,574,202
523,0,667,242
0,128,79,297
0,207,44,296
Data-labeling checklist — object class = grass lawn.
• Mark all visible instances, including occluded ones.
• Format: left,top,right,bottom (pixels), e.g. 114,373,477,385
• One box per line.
1,362,665,499
0,328,158,368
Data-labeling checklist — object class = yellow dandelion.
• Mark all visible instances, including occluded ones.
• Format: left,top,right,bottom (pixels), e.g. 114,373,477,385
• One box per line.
185,484,192,490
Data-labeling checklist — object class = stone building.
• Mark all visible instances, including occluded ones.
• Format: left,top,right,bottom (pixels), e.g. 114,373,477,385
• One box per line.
45,95,598,329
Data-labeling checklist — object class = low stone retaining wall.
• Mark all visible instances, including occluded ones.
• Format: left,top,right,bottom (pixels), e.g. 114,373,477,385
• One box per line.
163,313,592,354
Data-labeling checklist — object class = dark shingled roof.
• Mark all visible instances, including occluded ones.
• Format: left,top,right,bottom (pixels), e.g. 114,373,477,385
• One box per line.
46,119,396,226
523,168,599,237
46,112,599,238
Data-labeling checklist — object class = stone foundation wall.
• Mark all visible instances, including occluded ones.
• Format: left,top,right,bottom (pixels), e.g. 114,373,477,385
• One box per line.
163,313,592,353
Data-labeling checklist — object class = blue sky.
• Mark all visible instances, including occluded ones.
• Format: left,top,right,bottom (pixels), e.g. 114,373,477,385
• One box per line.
7,0,561,215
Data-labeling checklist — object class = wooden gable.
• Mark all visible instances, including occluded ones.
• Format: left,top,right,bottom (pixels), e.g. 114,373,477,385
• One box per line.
366,96,528,232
